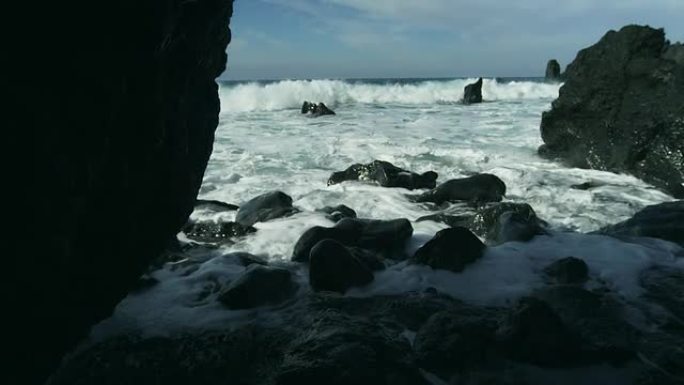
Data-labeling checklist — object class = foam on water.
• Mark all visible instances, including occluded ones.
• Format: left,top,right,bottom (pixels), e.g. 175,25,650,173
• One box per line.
219,78,562,113
90,78,680,340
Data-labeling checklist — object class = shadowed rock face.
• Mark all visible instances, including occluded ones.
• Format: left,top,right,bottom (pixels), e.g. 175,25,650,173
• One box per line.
463,77,483,104
545,59,562,81
10,0,234,382
540,25,684,198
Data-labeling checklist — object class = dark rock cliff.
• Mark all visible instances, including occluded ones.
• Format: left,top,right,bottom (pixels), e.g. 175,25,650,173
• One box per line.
8,0,234,383
539,25,684,198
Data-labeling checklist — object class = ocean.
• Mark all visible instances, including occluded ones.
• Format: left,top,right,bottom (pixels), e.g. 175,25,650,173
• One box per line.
92,77,680,338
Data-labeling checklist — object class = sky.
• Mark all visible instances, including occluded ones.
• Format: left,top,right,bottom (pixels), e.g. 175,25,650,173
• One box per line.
221,0,684,80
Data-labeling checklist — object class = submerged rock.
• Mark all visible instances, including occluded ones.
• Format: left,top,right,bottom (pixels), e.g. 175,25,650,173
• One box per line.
182,220,256,243
414,173,506,205
309,239,374,293
412,227,486,272
540,25,684,198
598,200,684,247
463,77,483,104
218,265,297,309
235,191,299,227
545,59,562,81
544,257,589,284
194,199,239,212
328,160,438,190
317,204,357,222
301,101,336,117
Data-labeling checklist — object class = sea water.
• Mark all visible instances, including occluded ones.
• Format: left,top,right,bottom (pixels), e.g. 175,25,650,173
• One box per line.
92,78,681,338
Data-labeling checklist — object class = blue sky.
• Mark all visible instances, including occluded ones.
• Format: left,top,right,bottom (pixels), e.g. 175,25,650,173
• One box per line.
221,0,684,80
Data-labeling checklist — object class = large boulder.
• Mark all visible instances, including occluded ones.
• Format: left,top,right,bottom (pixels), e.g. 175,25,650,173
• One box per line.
539,25,684,198
292,218,413,262
597,200,684,247
545,59,562,81
309,239,374,293
543,257,589,284
412,227,486,272
328,160,438,190
11,0,234,382
235,191,299,227
463,77,483,104
414,173,506,205
301,101,336,117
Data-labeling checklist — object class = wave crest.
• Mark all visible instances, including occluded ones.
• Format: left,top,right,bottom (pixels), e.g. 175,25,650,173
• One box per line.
219,78,560,113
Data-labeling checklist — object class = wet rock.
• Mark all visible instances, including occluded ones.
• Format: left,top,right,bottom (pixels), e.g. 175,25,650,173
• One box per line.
301,101,336,117
292,218,413,262
544,257,589,284
598,201,684,247
309,239,374,293
545,59,562,81
463,77,483,104
348,247,386,271
220,252,268,266
539,25,684,198
276,311,427,385
412,227,486,272
414,311,497,378
414,174,506,204
218,265,297,309
496,297,583,367
570,181,604,190
328,160,438,190
640,266,684,323
182,220,256,243
235,191,299,227
194,199,239,212
318,204,357,222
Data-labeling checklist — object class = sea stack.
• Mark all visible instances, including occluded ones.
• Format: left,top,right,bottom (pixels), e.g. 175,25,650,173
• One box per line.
539,25,684,198
545,59,562,81
463,77,483,104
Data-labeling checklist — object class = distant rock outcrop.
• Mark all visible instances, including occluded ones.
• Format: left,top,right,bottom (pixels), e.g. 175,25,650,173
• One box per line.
539,25,684,198
301,101,336,117
463,77,483,104
545,59,562,81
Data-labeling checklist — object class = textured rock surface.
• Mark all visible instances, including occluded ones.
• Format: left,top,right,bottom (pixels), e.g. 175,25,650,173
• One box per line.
540,25,684,198
327,160,438,190
463,77,483,104
545,59,562,81
598,200,684,247
10,0,234,382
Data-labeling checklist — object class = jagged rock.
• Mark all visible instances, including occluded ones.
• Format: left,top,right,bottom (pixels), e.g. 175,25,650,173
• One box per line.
412,227,486,272
463,77,483,104
545,59,562,81
496,297,583,367
292,218,413,262
218,265,297,309
539,25,684,198
12,0,234,381
327,160,438,190
301,101,336,117
194,199,239,212
276,310,427,385
235,191,299,227
182,220,256,243
544,257,589,284
318,204,357,222
414,174,506,205
414,311,496,378
309,239,374,293
598,201,684,247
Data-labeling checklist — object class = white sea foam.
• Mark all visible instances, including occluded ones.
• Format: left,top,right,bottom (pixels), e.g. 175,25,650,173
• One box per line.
89,78,679,340
219,78,561,113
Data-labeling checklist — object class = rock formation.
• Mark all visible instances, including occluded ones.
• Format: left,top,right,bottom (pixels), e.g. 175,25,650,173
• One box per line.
414,173,506,204
539,25,684,198
328,160,438,190
10,0,234,383
463,77,483,104
545,59,562,81
301,101,336,117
